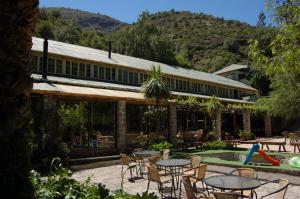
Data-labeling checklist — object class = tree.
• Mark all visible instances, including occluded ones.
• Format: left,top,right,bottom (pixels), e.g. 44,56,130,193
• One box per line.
79,30,106,50
56,19,81,44
109,11,177,66
141,65,170,141
35,20,55,39
257,11,266,27
0,0,38,198
205,96,222,133
249,0,300,120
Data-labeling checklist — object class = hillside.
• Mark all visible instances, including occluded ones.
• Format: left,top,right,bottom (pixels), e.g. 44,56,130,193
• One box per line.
43,7,127,33
109,11,260,72
36,8,270,72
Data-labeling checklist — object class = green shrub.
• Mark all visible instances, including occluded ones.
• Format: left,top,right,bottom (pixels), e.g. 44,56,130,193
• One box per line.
203,140,233,150
30,157,158,199
239,130,255,140
112,190,158,199
204,131,218,141
149,141,172,151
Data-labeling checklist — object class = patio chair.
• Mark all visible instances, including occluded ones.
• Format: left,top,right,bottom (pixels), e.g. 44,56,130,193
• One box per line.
132,152,145,175
213,192,251,199
120,153,140,182
260,179,289,199
161,149,170,160
183,164,207,188
181,175,213,199
146,164,176,198
191,155,202,168
148,155,161,166
228,168,258,198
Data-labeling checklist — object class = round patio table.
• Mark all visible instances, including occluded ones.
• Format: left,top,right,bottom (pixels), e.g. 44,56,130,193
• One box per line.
157,159,190,191
204,175,261,199
133,150,160,158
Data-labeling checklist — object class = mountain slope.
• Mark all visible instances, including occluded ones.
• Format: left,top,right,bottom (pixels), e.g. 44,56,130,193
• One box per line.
110,11,259,72
43,7,127,33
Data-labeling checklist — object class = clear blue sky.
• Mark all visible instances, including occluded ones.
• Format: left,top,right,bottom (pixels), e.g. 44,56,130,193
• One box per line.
39,0,269,26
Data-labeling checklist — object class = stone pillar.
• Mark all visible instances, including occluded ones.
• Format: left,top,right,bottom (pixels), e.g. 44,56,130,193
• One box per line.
43,95,58,139
243,110,251,133
232,111,237,133
168,102,177,146
216,109,222,140
264,116,272,137
117,100,126,152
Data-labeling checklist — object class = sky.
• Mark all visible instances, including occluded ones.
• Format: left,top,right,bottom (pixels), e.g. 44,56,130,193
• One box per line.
39,0,270,26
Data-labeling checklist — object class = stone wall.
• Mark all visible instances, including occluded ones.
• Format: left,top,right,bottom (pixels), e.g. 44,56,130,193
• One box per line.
243,110,251,133
264,116,272,137
216,109,222,139
43,94,57,137
117,100,126,152
168,102,177,146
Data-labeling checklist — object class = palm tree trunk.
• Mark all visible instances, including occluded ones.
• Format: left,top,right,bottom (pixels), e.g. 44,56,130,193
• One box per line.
0,1,39,198
155,98,160,142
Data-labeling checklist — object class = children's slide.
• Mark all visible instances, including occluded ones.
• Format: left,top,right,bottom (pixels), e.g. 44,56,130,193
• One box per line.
243,144,260,165
258,149,280,166
243,144,280,166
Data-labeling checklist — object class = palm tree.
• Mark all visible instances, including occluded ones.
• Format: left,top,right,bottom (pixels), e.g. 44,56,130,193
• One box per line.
141,65,170,141
0,0,39,198
206,96,222,133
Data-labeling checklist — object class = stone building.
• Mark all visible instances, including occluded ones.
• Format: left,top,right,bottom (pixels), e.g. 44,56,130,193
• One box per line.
30,37,271,157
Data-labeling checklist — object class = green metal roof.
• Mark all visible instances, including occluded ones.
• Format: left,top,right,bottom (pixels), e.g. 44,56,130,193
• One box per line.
32,37,256,91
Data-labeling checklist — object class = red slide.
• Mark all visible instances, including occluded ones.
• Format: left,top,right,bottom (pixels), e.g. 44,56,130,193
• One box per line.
258,149,280,166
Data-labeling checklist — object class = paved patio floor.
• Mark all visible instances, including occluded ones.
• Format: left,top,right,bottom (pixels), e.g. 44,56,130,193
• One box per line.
73,164,300,199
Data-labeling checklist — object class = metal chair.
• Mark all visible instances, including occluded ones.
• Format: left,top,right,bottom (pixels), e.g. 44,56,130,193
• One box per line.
228,168,258,198
213,192,251,199
260,179,289,199
181,175,213,199
148,155,161,166
191,155,202,168
146,164,176,198
120,153,140,182
183,164,207,188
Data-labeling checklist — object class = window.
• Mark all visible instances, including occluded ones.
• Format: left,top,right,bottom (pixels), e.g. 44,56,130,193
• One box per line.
71,62,78,76
48,58,55,73
129,72,133,84
134,72,138,85
139,73,144,84
39,57,43,72
239,73,246,79
183,81,187,91
79,63,85,77
99,66,104,79
65,61,71,75
123,70,128,83
111,68,116,81
86,64,91,78
179,80,183,90
93,65,98,78
32,56,38,72
105,67,111,81
118,69,123,82
143,74,149,82
176,80,179,90
56,59,62,74
170,79,174,89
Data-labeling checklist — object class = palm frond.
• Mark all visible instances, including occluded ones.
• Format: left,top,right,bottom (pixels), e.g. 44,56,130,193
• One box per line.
141,65,170,101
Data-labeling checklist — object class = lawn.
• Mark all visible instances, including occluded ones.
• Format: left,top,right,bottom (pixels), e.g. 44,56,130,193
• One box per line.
172,149,300,176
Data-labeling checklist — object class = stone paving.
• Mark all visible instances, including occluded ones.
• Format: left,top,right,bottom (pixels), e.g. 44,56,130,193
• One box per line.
73,164,300,199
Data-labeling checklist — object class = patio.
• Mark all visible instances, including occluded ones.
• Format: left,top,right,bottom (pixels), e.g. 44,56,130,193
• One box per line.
72,164,300,199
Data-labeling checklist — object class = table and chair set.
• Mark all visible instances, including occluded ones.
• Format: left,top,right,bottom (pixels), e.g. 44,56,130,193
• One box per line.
120,150,290,199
